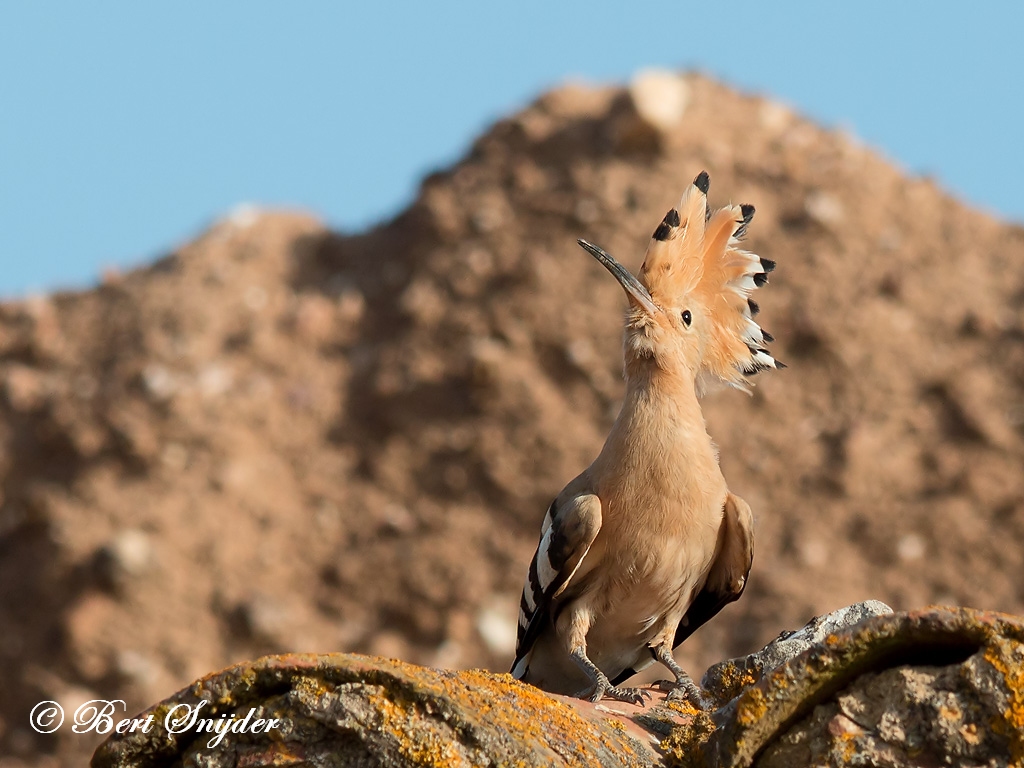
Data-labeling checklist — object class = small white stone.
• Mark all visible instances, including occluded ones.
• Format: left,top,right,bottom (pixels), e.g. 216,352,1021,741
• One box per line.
226,203,262,229
242,594,291,640
197,363,233,397
567,339,594,366
759,101,793,133
142,364,177,400
71,375,96,401
805,191,844,226
897,533,926,562
476,602,518,656
109,529,154,576
629,69,690,132
115,649,161,688
574,198,600,223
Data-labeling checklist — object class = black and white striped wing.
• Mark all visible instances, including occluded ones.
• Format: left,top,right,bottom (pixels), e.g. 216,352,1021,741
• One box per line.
510,493,602,678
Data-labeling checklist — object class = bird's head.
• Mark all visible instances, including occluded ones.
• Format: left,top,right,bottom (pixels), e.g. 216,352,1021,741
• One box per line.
579,171,783,395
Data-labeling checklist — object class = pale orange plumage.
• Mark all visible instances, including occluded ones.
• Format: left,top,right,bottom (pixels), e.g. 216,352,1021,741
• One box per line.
638,174,782,394
511,171,780,705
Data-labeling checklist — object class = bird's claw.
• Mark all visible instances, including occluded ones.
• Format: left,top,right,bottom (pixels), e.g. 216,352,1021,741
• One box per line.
575,682,602,702
576,683,652,706
606,685,651,705
656,678,704,707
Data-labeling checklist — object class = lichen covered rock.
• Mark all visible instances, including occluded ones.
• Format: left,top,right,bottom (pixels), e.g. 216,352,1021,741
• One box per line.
92,606,1024,768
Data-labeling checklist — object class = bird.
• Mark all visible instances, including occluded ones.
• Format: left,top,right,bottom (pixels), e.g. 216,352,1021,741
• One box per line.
510,170,783,705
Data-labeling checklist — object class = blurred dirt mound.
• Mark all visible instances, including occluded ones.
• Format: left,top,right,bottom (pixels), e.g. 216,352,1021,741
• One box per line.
2,73,1023,765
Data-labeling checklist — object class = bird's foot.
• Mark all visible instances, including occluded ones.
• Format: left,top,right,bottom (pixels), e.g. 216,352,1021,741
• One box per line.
654,676,704,707
569,646,652,705
574,681,600,702
650,644,706,707
605,685,652,706
576,680,651,705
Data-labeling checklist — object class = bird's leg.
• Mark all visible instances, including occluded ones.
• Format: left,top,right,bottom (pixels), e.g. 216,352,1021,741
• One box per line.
570,647,651,706
651,643,703,704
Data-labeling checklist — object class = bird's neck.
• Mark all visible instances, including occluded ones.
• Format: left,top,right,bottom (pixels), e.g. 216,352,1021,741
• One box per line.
592,365,718,504
622,364,703,428
599,364,710,463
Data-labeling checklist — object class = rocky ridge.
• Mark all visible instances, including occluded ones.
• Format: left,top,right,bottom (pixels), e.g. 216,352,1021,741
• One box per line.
2,73,1023,765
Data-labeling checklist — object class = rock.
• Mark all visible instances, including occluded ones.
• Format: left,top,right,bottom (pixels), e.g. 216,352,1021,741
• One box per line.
628,69,690,133
197,363,233,398
896,533,926,562
234,594,292,643
140,364,177,401
758,657,1022,767
475,601,518,657
92,606,1024,768
804,190,844,226
700,606,1024,768
701,600,894,706
225,203,263,230
94,529,156,592
92,653,664,768
114,649,161,689
608,70,689,153
243,285,268,311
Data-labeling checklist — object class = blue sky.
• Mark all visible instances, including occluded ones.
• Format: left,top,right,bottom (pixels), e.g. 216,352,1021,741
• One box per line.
1,3,1021,297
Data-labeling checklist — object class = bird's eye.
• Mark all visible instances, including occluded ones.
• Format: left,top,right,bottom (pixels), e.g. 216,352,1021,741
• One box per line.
682,310,692,327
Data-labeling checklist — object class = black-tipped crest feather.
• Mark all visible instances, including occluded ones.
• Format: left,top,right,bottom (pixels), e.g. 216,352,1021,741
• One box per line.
734,204,755,239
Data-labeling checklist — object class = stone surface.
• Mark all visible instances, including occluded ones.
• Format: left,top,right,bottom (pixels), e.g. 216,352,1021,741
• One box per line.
92,606,1024,768
91,654,665,768
701,600,894,707
699,607,1024,768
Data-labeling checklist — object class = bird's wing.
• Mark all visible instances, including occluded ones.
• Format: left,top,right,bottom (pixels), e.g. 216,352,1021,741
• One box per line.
511,492,602,677
610,493,753,687
671,492,754,649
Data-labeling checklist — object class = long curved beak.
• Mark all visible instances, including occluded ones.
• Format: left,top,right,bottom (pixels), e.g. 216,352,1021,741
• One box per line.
577,239,658,316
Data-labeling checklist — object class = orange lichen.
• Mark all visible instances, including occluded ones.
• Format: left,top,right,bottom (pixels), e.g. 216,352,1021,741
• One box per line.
734,687,769,727
938,703,961,721
425,666,650,766
960,722,981,746
982,639,1024,766
827,728,859,764
663,698,702,718
363,683,469,767
705,661,761,702
659,708,715,768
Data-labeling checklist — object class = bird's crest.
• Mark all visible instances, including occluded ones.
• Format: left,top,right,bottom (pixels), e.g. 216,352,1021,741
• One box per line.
639,170,783,393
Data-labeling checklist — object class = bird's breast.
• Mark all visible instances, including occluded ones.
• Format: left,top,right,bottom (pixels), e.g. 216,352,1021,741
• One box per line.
567,380,729,666
580,507,723,676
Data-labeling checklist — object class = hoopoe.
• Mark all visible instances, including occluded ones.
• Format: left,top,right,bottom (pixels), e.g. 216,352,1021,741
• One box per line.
510,171,783,705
